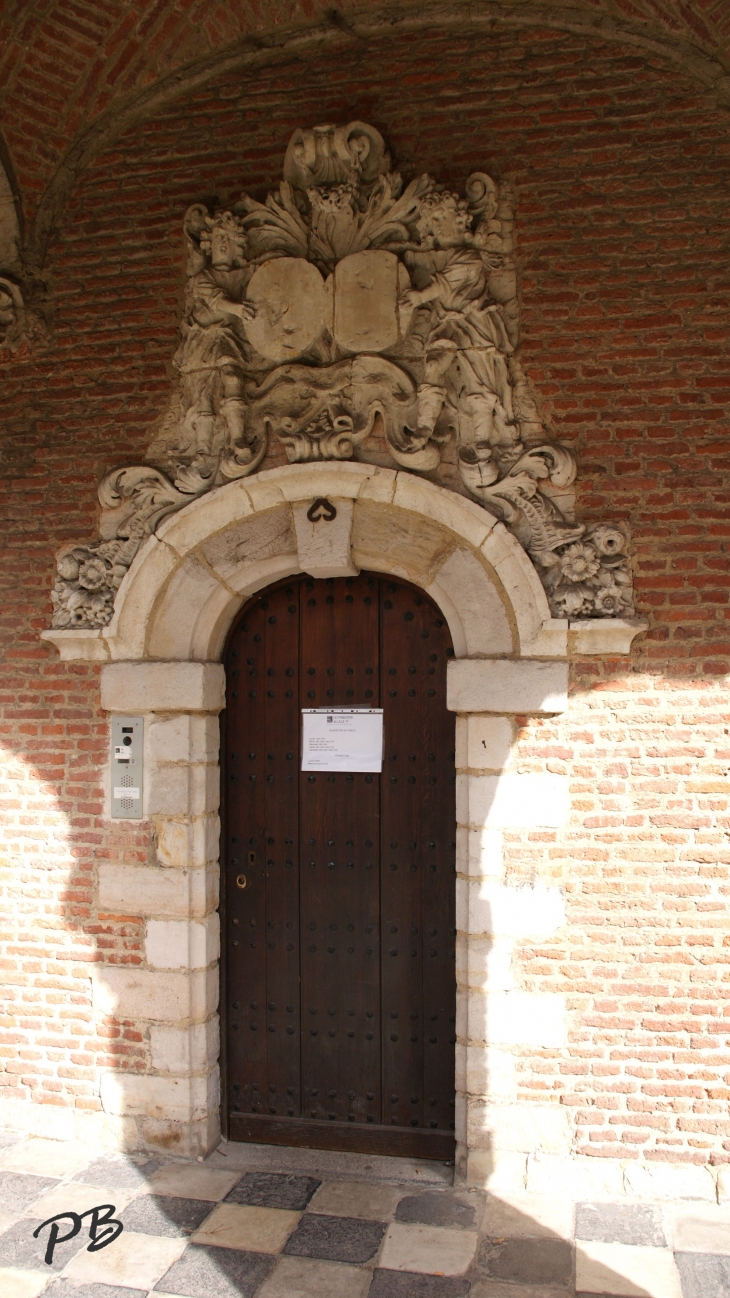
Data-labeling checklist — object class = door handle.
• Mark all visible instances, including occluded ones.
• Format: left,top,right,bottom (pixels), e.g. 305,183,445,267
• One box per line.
236,874,247,889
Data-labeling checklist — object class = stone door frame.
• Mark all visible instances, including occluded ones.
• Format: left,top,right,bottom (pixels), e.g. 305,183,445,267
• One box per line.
42,462,644,1182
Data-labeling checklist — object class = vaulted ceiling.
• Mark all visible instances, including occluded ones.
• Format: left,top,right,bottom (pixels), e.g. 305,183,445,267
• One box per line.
1,0,730,273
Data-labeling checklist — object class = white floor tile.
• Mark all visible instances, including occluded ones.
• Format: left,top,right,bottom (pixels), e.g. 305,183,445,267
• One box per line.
576,1240,682,1298
0,1268,49,1298
379,1222,478,1275
257,1254,372,1297
482,1193,575,1240
191,1202,300,1253
147,1164,241,1202
668,1205,730,1254
308,1180,403,1220
61,1228,186,1289
2,1139,92,1179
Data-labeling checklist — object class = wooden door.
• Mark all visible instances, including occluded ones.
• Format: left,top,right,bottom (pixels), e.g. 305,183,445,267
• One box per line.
223,571,456,1160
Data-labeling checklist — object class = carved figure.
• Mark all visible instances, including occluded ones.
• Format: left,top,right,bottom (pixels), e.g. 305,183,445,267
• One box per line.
400,189,519,469
49,121,636,630
170,207,264,492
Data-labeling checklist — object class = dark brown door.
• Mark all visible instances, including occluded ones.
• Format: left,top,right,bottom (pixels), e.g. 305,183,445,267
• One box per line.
223,572,456,1160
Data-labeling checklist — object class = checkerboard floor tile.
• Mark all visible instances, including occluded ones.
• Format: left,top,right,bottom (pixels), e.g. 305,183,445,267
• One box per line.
2,1129,726,1296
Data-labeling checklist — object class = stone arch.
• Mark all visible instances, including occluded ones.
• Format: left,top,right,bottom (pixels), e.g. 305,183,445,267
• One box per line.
104,462,559,666
63,461,575,1164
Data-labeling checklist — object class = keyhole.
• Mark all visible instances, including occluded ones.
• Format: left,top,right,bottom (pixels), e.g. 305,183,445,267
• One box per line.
248,851,256,866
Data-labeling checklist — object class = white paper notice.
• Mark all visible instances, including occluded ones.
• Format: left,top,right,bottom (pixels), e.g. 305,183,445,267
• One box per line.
301,708,384,772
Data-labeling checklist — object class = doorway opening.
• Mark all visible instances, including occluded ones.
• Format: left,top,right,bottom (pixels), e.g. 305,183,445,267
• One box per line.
222,571,456,1159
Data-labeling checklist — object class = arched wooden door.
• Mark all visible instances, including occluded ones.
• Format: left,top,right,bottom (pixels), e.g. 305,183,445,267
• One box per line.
222,571,456,1159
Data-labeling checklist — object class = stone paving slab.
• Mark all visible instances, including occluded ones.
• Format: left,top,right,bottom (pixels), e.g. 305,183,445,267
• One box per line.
0,1129,724,1296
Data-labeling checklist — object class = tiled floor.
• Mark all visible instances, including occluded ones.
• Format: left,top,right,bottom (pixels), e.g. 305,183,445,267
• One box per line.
0,1128,728,1297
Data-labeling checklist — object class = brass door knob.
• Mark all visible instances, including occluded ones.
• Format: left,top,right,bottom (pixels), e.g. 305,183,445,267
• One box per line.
236,874,247,889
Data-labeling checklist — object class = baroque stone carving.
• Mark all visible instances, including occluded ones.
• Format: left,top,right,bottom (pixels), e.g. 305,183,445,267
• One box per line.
50,121,635,629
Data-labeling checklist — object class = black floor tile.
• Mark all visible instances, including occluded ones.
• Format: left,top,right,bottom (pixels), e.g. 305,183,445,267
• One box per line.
675,1250,730,1298
0,1216,87,1272
395,1192,477,1231
120,1194,214,1237
224,1171,321,1211
0,1169,59,1212
369,1272,471,1297
576,1201,666,1247
474,1236,574,1287
73,1156,161,1189
153,1242,275,1297
284,1212,387,1264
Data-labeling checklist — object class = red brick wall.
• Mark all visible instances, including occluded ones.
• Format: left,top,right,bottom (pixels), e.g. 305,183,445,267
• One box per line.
1,25,728,1160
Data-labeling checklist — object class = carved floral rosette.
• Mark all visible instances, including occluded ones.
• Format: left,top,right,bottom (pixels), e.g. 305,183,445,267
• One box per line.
50,121,635,630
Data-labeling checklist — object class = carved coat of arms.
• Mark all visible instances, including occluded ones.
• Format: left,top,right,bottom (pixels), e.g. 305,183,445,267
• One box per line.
51,122,634,629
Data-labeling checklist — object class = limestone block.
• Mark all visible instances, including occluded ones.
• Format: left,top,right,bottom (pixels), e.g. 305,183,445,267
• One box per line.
521,618,568,658
150,764,219,819
570,616,649,655
458,879,565,940
465,991,566,1048
40,628,110,661
147,762,219,817
100,1069,218,1123
145,915,220,970
718,1166,730,1204
456,826,504,879
92,966,218,1023
429,549,512,656
464,1045,517,1100
457,772,570,828
623,1162,716,1202
101,661,225,713
142,555,227,661
392,472,496,552
482,527,553,650
357,466,397,505
106,534,180,661
156,816,220,870
150,1018,219,1074
98,862,217,919
155,478,254,557
149,577,241,663
466,1098,572,1155
465,1149,527,1194
455,716,514,771
260,460,372,502
527,1152,623,1200
448,658,568,715
292,497,358,579
200,507,296,584
456,934,514,992
353,499,453,585
147,715,219,765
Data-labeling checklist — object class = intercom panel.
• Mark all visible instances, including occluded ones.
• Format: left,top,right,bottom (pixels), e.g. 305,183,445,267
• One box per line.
110,716,143,819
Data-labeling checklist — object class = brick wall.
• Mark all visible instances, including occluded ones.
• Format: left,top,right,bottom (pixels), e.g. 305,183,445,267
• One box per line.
0,24,728,1162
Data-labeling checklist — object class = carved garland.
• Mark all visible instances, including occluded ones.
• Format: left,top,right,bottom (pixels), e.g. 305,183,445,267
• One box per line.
51,121,635,629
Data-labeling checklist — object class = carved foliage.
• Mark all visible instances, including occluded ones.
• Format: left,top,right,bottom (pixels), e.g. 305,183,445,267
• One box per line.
49,120,636,630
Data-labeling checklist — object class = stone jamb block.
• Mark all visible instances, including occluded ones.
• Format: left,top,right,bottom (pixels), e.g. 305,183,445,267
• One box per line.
101,661,225,713
448,657,569,715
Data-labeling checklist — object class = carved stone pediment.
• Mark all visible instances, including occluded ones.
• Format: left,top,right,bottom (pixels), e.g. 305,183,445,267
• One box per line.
50,121,636,631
